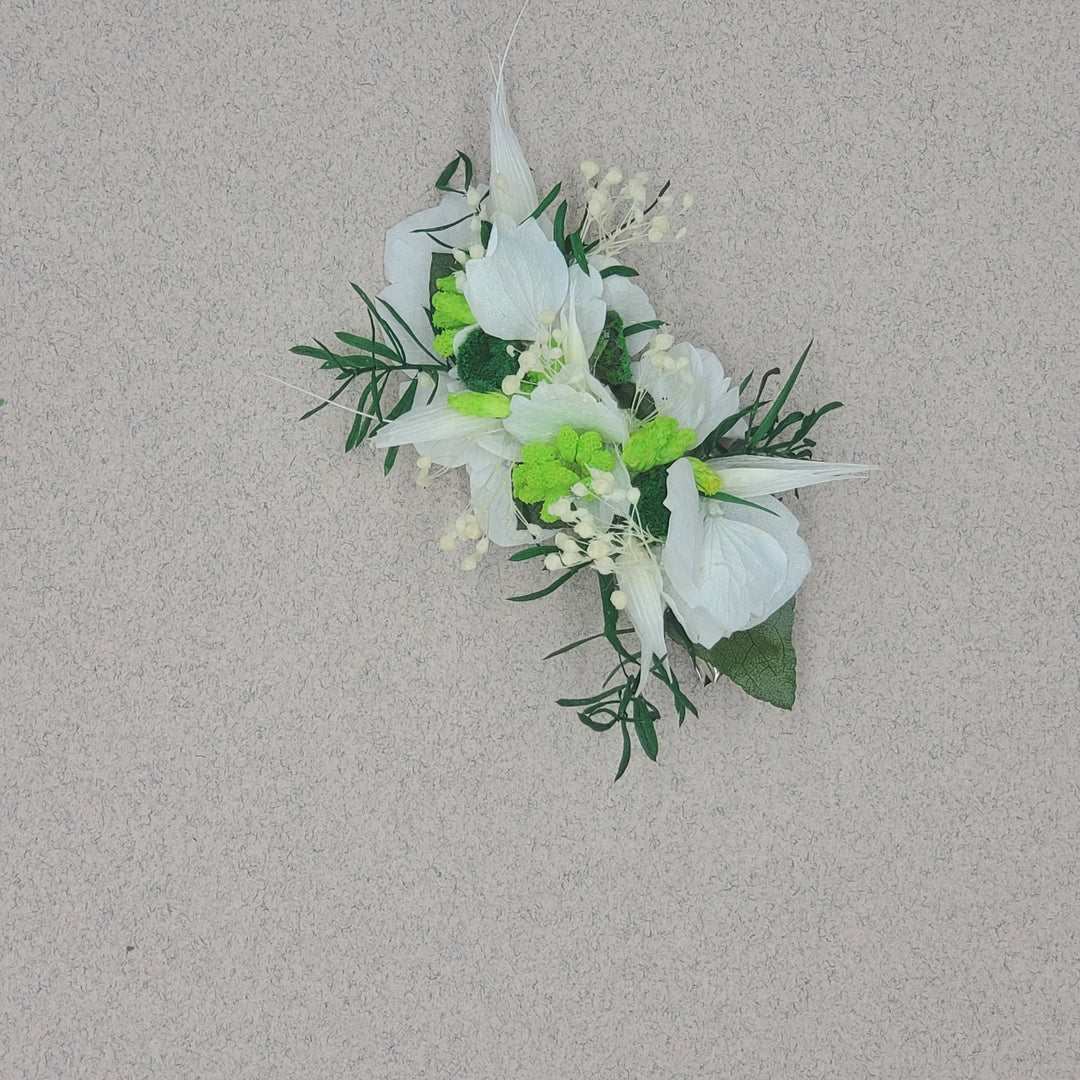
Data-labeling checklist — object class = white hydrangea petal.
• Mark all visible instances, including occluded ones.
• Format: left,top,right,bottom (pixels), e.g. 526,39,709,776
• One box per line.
614,539,668,692
633,343,740,446
601,273,657,356
488,70,539,224
503,380,629,447
463,214,568,342
469,454,543,547
661,488,810,647
379,193,474,365
707,456,876,498
561,264,607,364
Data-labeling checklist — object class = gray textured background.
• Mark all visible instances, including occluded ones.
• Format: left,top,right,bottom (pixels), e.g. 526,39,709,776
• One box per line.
3,1,1079,1077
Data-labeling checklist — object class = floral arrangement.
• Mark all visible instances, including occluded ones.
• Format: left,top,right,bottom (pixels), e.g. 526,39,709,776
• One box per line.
288,65,870,778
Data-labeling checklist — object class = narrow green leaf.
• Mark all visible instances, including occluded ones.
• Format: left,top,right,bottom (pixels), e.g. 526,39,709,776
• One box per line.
435,151,473,193
334,332,400,363
507,564,582,602
569,230,589,275
553,201,567,252
633,707,659,761
383,446,399,474
544,627,633,661
599,264,639,279
529,182,561,220
747,341,813,449
622,318,664,337
698,596,797,709
614,720,633,782
509,544,559,562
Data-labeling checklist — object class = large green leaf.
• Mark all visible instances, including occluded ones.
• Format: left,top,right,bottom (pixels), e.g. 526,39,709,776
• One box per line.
697,597,797,709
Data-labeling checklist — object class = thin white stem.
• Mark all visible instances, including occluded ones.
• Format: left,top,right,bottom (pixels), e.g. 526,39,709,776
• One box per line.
257,372,382,422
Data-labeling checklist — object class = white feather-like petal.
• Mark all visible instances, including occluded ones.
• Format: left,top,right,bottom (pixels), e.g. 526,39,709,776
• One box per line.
614,539,668,692
708,456,876,498
488,70,539,223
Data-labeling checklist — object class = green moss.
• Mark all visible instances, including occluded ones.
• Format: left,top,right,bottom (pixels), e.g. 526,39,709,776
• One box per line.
634,466,672,540
455,327,521,393
588,310,633,387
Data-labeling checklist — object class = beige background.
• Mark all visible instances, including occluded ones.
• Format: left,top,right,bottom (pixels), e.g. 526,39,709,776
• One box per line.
3,1,1079,1077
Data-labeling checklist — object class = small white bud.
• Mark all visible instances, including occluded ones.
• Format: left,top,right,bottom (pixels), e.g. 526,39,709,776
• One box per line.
626,487,640,505
594,556,616,575
439,534,456,552
580,160,600,181
571,482,589,498
602,167,623,187
416,455,432,472
461,554,478,571
610,590,629,610
468,243,485,260
554,532,578,553
464,522,482,541
544,552,563,571
453,248,468,265
538,307,557,326
501,374,522,395
471,216,482,235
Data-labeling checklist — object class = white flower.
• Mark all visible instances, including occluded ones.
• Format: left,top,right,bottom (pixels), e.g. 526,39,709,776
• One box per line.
379,193,475,367
463,213,606,362
660,459,811,645
633,342,742,448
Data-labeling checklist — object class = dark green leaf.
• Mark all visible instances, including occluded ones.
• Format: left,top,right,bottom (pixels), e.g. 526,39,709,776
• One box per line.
614,721,632,782
507,564,582,602
622,318,664,337
599,264,639,279
435,151,473,193
334,332,401,363
553,201,567,252
529,182,561,220
705,490,778,516
698,596,797,709
747,341,812,449
633,703,659,761
569,230,589,274
509,544,559,562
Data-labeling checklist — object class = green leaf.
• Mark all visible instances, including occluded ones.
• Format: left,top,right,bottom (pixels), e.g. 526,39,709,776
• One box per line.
507,564,583,602
507,544,557,561
599,264,638,279
614,721,633,782
622,318,664,338
704,490,778,516
553,201,567,252
633,698,659,761
435,151,473,193
698,597,797,709
529,182,561,220
334,332,400,363
569,230,589,274
746,341,812,449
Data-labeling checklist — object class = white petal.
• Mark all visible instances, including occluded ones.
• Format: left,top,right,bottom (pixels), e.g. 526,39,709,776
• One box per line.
600,274,657,356
371,404,502,467
463,214,568,342
561,264,607,364
488,69,539,224
708,456,877,498
503,380,629,447
633,343,740,446
379,193,474,365
661,467,810,645
614,538,668,692
469,454,544,547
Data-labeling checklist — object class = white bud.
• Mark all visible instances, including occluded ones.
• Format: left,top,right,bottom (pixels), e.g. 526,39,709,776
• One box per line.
610,589,628,610
544,552,563,571
602,167,623,187
469,243,485,260
626,487,640,506
475,537,490,556
453,248,468,265
581,160,600,181
554,532,578,552
501,374,522,395
594,556,616,575
461,554,478,571
571,482,589,498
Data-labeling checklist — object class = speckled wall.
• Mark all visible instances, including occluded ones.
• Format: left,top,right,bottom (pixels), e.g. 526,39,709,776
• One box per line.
3,1,1078,1076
